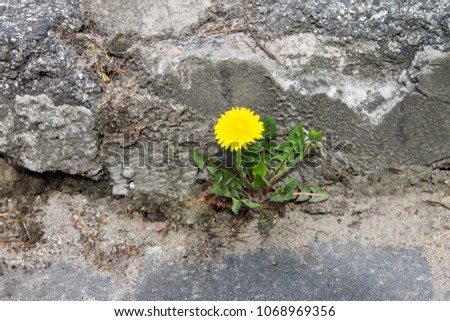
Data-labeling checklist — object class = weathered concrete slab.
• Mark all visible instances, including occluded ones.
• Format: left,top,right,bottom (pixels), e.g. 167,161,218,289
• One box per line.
0,243,433,300
0,95,101,177
1,0,449,190
136,243,433,301
1,262,125,300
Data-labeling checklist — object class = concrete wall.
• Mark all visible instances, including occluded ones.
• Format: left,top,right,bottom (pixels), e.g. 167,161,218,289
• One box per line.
1,0,449,196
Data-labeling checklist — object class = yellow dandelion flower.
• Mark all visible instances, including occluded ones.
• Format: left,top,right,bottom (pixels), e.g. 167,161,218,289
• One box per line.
214,107,264,151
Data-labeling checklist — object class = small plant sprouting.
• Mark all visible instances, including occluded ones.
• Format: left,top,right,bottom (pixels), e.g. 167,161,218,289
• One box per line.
190,107,329,229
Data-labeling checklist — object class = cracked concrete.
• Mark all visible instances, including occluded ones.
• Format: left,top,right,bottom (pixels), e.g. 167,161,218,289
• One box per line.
0,0,449,302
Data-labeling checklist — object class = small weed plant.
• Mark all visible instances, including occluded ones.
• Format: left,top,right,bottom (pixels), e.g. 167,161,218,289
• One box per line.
191,107,329,228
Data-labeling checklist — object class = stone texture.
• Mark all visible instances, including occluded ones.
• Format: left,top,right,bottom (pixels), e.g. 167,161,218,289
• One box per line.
1,0,101,108
0,95,101,177
99,95,204,196
1,243,434,300
0,0,449,194
247,0,450,53
150,35,450,169
414,50,450,103
1,262,125,300
381,93,450,166
136,243,433,300
90,0,213,37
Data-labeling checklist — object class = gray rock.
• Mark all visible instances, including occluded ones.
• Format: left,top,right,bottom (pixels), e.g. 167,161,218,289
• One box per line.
415,50,450,102
151,35,450,168
1,0,449,195
0,95,101,177
89,0,213,37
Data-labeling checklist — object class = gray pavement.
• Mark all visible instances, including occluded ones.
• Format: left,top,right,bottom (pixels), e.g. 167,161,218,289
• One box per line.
136,243,432,301
2,242,433,301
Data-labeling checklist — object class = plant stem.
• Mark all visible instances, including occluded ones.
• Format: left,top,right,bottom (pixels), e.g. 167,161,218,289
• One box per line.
269,153,304,186
272,148,293,176
236,149,251,188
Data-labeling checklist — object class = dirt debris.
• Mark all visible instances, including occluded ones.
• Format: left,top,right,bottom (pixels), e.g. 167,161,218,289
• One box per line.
1,162,449,299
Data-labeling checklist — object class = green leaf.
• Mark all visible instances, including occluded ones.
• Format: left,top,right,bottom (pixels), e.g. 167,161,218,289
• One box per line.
211,184,231,197
242,142,263,168
230,189,240,198
207,165,219,176
252,163,268,178
274,142,292,153
270,178,297,203
294,185,312,202
270,193,289,203
286,177,298,189
287,123,305,154
308,186,330,203
210,168,244,199
252,174,269,190
241,199,260,209
222,171,237,185
262,116,277,141
213,171,223,185
190,149,207,170
231,198,242,215
245,141,263,154
308,128,323,142
263,152,272,167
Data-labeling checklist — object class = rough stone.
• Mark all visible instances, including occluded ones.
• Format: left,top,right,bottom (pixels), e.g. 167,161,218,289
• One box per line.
381,93,450,166
1,0,449,194
89,0,213,37
150,35,450,169
414,49,450,102
0,95,101,177
136,243,433,300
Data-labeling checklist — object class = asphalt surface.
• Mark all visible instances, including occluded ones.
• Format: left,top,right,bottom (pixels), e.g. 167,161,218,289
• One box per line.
2,242,432,300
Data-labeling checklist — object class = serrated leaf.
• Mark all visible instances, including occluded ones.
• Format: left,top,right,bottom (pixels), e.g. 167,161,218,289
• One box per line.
190,149,207,170
263,152,272,166
270,194,290,203
241,199,260,209
262,116,277,141
292,185,329,203
231,198,242,215
272,144,293,164
308,186,330,203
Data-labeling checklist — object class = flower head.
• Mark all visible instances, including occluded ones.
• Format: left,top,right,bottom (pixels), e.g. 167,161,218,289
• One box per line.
214,107,264,151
